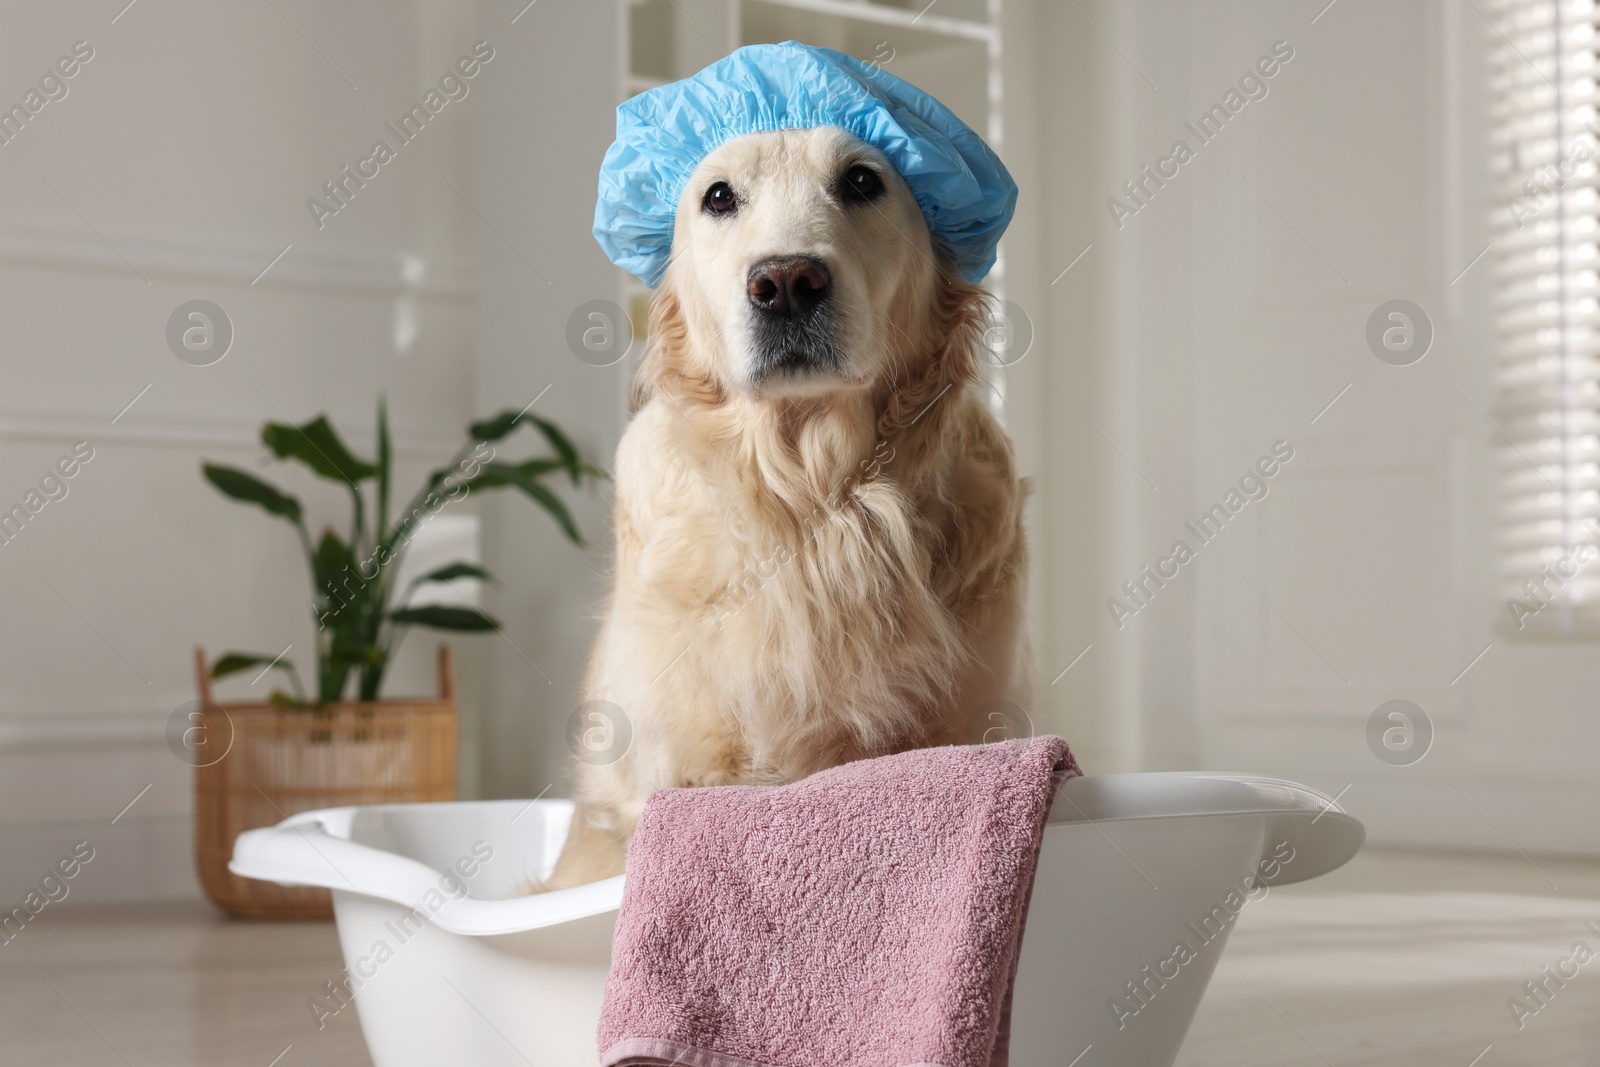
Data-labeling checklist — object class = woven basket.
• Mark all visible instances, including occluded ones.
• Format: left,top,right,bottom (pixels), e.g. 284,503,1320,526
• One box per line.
192,645,458,920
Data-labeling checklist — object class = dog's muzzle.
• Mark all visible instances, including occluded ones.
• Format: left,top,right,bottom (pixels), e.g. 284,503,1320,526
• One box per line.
745,255,841,379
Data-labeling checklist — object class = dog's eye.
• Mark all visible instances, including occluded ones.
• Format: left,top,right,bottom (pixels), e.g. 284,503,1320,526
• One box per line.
837,164,885,205
702,181,738,216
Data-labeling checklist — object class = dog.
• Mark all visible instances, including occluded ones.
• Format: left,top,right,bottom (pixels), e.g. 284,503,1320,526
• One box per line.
545,125,1029,889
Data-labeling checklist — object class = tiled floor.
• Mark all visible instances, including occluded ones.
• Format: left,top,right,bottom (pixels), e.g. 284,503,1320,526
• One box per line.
3,848,1599,1066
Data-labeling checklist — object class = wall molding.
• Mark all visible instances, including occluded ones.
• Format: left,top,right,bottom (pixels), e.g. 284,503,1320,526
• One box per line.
0,407,467,457
0,218,475,300
0,711,168,751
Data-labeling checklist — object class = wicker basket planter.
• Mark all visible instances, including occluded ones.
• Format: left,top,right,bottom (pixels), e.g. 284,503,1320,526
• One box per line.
192,645,458,920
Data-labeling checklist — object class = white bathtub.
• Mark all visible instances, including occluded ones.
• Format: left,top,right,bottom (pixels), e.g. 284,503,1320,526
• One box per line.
231,772,1362,1067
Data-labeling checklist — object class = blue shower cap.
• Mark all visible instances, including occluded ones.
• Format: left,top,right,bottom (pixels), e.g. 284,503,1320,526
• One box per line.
593,41,1017,288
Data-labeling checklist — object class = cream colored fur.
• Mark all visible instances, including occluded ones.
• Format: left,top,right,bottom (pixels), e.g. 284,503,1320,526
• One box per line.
547,127,1029,888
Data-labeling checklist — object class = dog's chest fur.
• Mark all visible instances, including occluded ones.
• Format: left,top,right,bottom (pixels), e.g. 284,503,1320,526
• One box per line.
609,401,979,785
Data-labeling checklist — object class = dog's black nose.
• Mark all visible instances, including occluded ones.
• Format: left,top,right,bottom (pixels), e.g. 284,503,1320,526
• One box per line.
747,256,831,318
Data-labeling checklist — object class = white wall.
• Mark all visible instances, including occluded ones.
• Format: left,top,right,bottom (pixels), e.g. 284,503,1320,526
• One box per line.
1024,0,1125,771
1029,0,1600,858
469,0,624,799
0,0,484,902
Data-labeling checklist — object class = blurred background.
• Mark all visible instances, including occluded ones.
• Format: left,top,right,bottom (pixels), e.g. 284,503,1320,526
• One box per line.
3,0,1599,1064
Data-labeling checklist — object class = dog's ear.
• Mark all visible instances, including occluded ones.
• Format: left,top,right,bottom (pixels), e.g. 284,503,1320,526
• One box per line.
875,265,987,445
632,267,725,413
930,266,988,394
628,278,677,413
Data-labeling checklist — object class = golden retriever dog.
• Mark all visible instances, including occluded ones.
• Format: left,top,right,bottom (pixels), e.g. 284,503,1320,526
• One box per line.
546,125,1028,889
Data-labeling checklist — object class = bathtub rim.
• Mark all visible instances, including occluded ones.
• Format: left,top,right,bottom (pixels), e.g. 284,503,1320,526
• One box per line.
1051,771,1364,886
229,770,1362,937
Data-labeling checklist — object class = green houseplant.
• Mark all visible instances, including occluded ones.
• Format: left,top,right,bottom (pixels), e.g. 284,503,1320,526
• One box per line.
201,399,605,704
191,399,603,920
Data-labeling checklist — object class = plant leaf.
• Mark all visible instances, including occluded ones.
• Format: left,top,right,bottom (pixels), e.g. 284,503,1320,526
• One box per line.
211,651,295,680
376,396,392,537
422,464,455,490
416,562,497,586
261,416,377,484
465,461,583,543
471,456,598,484
202,464,303,523
467,409,524,442
468,411,582,484
513,457,567,479
519,478,583,543
328,642,384,666
527,415,580,481
390,604,501,631
312,529,357,603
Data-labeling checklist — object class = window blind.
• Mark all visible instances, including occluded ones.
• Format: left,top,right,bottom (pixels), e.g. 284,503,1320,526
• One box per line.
1490,0,1600,631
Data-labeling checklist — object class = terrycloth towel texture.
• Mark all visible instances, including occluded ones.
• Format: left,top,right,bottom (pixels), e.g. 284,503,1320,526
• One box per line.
597,736,1080,1067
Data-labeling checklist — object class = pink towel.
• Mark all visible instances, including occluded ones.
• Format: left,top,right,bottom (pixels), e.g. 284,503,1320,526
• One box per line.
597,736,1081,1067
